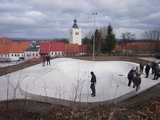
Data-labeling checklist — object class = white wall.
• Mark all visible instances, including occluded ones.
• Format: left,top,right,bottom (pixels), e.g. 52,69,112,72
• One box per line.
0,53,24,61
8,53,24,57
0,53,23,58
0,54,9,58
71,28,82,45
49,51,63,57
9,53,24,61
24,51,40,59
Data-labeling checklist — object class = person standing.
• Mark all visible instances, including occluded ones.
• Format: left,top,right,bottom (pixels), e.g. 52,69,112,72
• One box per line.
133,73,141,91
42,55,46,66
140,63,144,74
90,71,96,97
145,63,150,78
48,55,51,65
127,68,135,87
153,64,160,80
46,55,51,65
151,62,157,74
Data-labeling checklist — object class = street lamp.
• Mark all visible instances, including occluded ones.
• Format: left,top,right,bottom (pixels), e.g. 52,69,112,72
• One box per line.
92,12,97,60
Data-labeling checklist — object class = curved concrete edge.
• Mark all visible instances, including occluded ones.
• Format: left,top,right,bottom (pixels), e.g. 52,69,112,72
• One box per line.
7,81,158,108
2,64,160,107
102,82,160,105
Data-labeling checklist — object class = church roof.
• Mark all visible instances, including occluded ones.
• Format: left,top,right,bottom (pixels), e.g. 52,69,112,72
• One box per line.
72,19,79,28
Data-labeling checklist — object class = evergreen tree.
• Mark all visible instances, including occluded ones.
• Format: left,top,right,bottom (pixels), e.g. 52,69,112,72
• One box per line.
102,25,116,53
83,25,116,54
82,37,93,53
94,29,102,54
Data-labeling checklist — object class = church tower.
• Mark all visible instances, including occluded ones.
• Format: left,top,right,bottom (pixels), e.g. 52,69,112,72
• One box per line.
70,19,82,45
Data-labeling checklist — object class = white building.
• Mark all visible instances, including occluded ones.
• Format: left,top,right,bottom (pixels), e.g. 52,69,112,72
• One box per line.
70,19,82,45
24,47,40,59
0,52,24,62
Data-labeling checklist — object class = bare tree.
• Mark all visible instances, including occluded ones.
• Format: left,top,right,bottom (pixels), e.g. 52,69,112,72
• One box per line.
122,32,135,41
143,30,160,40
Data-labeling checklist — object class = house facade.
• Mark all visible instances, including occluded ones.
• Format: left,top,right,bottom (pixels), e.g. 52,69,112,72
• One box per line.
64,44,87,56
115,40,160,56
24,47,40,59
0,37,88,62
40,41,65,57
0,37,30,61
40,41,88,57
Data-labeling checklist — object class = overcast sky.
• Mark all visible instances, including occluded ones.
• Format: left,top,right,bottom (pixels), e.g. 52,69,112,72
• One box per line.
0,0,160,39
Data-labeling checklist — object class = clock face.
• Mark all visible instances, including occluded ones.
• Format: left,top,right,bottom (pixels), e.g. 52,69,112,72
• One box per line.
75,32,79,35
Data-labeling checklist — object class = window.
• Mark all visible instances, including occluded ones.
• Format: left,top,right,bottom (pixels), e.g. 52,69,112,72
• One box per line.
75,32,79,35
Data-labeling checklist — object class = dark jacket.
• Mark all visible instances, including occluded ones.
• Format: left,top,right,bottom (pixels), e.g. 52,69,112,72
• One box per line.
91,74,96,84
145,64,150,72
133,75,141,86
127,69,134,80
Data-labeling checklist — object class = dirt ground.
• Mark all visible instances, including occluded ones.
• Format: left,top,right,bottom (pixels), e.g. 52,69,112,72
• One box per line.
0,56,159,120
0,94,160,120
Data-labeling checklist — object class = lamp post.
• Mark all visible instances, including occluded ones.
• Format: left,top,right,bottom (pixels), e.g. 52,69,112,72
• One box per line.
92,12,97,60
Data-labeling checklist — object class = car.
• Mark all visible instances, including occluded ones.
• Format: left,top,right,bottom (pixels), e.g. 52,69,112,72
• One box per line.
18,57,25,61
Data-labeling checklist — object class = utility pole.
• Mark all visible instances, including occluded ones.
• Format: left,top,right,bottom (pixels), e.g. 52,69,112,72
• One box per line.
92,12,97,60
6,73,10,110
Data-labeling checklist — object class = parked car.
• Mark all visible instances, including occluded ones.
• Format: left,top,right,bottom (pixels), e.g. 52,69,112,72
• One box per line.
18,57,25,61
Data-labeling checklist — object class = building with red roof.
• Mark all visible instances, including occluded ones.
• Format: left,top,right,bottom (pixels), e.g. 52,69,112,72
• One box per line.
115,40,160,56
40,41,65,57
65,44,87,56
0,37,88,61
40,41,88,57
0,37,30,61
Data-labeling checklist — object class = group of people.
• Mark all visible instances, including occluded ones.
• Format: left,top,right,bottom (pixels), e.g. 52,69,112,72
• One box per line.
42,54,51,66
127,61,160,91
40,58,159,96
140,62,160,80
